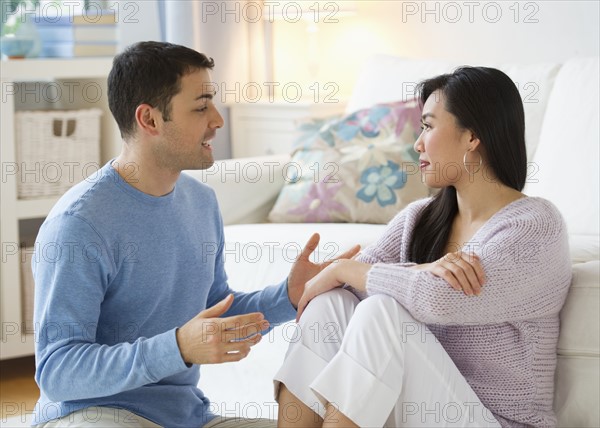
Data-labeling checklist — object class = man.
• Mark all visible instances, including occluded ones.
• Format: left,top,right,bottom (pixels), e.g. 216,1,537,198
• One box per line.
32,41,358,428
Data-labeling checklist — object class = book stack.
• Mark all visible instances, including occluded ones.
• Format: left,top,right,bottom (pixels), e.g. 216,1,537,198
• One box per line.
35,10,118,58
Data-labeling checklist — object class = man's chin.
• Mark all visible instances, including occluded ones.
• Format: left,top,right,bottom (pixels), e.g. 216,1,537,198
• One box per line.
192,158,215,170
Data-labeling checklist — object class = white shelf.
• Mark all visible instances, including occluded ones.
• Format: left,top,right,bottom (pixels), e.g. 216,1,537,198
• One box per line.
1,57,114,80
0,334,35,360
17,197,60,220
1,58,120,360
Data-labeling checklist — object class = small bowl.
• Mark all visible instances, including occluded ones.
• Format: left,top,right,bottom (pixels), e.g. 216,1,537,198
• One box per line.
0,35,35,59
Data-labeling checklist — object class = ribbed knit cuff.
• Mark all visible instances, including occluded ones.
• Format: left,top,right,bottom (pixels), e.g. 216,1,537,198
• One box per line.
259,279,297,325
366,263,419,305
140,328,189,382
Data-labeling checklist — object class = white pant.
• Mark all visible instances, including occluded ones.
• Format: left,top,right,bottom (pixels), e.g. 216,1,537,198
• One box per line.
274,289,501,428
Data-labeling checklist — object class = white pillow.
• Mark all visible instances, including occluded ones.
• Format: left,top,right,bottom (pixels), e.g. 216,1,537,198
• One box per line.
524,57,600,235
347,55,560,158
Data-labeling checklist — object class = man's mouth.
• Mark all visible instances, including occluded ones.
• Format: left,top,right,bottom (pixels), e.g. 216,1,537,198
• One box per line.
202,133,216,148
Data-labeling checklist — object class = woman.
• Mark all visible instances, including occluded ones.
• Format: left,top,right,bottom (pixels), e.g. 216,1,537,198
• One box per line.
274,67,572,428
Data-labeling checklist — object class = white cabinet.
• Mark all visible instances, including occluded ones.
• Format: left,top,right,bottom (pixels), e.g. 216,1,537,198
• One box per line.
228,100,345,158
0,58,121,360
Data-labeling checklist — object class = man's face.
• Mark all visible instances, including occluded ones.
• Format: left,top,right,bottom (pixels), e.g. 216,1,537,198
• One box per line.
154,68,223,171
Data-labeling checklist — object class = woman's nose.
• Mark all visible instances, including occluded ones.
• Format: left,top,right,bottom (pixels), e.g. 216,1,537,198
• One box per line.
413,133,424,153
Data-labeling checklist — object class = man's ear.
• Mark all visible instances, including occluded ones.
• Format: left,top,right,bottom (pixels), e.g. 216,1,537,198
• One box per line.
134,104,160,136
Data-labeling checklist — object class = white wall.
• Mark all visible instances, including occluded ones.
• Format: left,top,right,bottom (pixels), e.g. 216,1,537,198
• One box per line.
272,0,600,98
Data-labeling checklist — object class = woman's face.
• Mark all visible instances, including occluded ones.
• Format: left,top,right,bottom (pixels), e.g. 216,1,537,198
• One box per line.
413,90,475,188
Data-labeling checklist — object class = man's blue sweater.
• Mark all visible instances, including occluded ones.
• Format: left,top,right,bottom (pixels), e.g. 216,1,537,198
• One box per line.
32,161,296,427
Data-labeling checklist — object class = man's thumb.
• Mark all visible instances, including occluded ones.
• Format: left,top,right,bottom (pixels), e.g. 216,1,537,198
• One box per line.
198,294,234,319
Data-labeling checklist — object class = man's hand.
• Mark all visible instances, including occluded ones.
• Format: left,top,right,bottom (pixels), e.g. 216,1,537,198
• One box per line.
287,233,361,308
176,294,270,365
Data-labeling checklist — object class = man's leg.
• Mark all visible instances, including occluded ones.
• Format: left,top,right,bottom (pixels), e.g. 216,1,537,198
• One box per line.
203,416,277,427
34,406,160,428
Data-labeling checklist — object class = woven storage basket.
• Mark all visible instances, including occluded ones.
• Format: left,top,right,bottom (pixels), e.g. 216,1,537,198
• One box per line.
15,109,102,199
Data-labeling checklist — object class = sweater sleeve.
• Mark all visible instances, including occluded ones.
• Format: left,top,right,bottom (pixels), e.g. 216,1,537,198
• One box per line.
33,214,188,403
366,199,572,324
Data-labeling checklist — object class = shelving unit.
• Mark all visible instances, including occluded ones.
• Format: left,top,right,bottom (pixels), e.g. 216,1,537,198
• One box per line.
0,58,121,359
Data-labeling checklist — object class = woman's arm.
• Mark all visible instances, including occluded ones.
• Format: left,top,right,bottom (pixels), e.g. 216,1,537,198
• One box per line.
298,199,572,325
365,201,572,324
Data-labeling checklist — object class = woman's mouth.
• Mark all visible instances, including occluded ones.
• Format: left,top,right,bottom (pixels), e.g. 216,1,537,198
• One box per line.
420,160,430,169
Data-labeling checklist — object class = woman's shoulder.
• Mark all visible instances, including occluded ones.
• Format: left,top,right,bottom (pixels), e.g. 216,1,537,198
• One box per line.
501,196,564,223
491,196,567,240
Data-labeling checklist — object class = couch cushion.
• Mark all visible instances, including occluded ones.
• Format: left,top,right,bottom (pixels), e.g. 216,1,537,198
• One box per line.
570,234,600,264
554,260,600,427
524,57,600,235
185,154,290,226
554,355,600,428
558,260,600,357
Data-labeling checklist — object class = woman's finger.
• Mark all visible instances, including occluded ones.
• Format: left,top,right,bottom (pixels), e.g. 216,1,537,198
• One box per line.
454,256,481,295
440,258,475,296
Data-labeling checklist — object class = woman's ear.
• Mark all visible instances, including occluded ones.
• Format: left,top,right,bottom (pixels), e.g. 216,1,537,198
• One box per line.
468,131,481,151
134,104,160,136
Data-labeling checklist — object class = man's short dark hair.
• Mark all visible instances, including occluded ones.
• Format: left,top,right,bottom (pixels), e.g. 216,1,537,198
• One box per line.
108,41,215,139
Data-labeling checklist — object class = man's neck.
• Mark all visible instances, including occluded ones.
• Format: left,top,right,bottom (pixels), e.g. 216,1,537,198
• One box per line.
112,147,180,197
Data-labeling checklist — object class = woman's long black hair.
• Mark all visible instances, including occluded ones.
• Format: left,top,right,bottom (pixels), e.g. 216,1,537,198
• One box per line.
408,67,527,263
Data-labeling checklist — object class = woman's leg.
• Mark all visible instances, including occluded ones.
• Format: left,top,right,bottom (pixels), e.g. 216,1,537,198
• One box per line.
310,294,501,428
274,289,360,428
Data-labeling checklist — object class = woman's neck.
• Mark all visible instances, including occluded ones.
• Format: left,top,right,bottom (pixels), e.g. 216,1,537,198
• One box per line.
454,175,525,225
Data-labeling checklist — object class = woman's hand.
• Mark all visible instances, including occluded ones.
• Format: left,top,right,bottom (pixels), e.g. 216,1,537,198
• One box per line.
296,259,371,321
287,233,361,309
411,251,485,296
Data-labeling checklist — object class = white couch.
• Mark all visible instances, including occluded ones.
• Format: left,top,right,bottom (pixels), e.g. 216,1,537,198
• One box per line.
189,56,600,427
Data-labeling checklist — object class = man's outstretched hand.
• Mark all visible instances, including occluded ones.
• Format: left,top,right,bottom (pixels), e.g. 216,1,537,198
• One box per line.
287,233,361,309
176,294,270,365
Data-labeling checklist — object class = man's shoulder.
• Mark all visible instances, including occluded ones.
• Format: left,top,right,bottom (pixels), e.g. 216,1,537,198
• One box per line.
48,164,118,219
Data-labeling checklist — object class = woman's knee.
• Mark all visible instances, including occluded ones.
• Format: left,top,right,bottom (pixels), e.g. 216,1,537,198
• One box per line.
298,288,359,327
350,294,417,329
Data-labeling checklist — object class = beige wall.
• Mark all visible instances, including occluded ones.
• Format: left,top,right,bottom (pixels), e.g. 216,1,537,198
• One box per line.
272,0,599,99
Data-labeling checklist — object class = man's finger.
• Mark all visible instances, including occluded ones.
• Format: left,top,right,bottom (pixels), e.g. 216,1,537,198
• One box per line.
338,244,361,261
221,321,270,341
323,244,361,267
298,233,320,262
197,294,234,319
220,315,268,331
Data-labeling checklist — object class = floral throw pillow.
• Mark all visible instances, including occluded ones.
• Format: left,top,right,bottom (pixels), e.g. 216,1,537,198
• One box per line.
268,100,429,224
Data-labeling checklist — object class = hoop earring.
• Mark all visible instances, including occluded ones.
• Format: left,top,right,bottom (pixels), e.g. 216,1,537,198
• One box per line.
463,150,482,175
